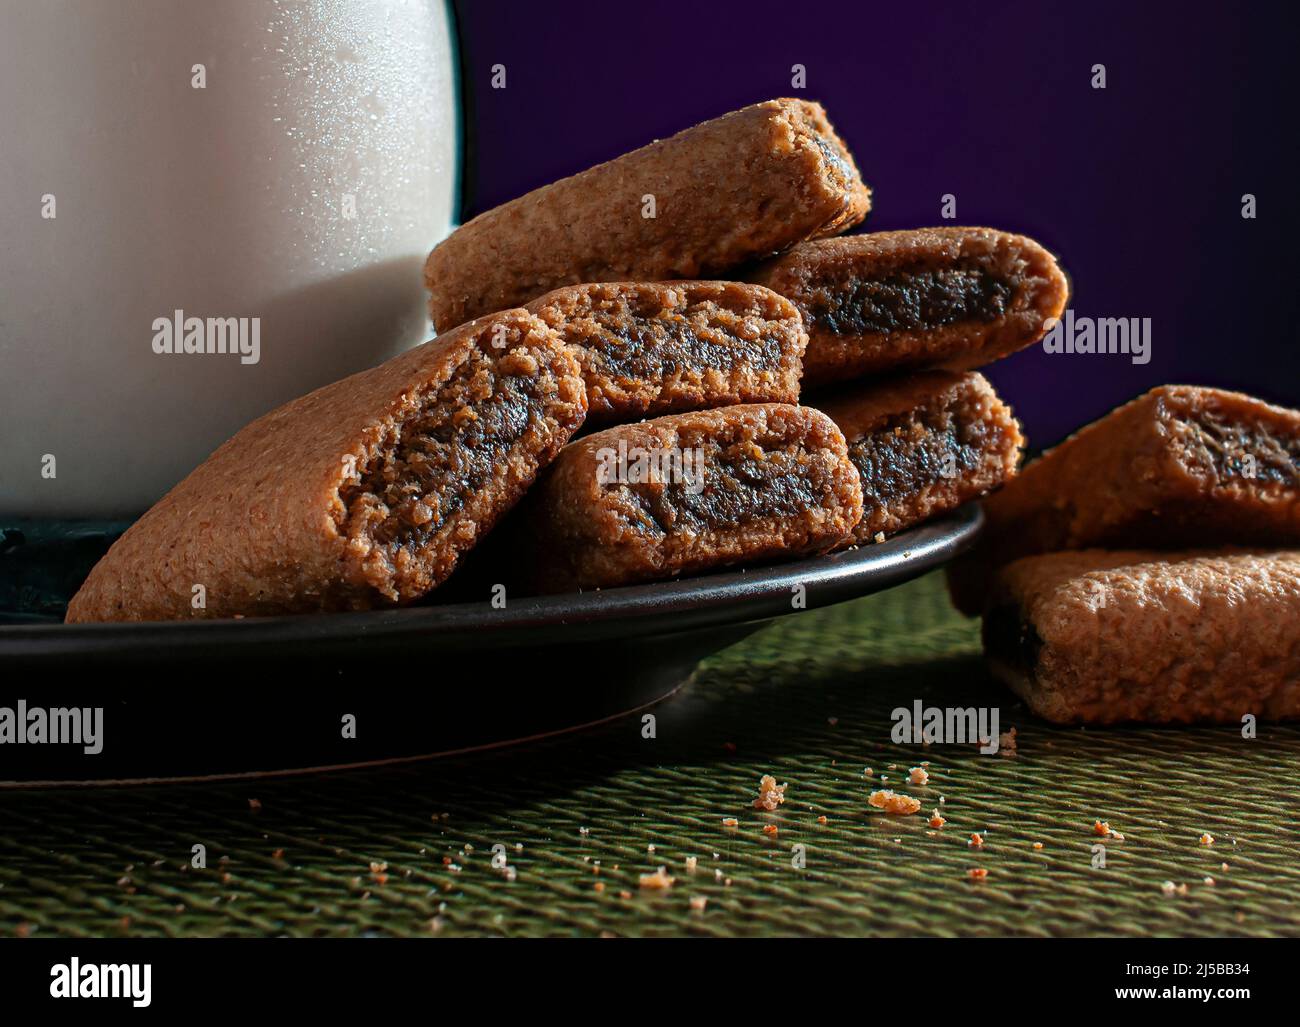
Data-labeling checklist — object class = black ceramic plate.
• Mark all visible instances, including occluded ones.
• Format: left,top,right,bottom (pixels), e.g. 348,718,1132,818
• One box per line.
0,505,981,784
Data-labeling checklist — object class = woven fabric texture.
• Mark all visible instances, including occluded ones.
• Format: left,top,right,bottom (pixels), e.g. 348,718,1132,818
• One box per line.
3,571,1298,937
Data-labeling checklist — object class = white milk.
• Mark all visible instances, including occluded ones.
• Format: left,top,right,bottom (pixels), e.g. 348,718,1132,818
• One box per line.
0,0,459,516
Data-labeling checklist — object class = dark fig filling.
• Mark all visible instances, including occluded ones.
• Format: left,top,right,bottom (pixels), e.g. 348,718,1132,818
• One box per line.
983,601,1043,678
846,403,995,510
1180,412,1300,488
812,266,1014,335
582,311,788,381
812,132,857,193
343,352,544,551
620,440,834,538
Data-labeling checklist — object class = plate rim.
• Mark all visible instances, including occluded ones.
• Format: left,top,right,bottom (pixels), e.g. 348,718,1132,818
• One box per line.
0,504,982,660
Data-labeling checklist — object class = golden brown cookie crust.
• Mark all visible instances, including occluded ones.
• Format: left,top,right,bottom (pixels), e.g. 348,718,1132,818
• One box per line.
66,311,587,622
948,384,1300,614
984,549,1300,724
522,403,864,591
526,281,807,427
816,370,1023,541
425,99,870,331
748,227,1067,388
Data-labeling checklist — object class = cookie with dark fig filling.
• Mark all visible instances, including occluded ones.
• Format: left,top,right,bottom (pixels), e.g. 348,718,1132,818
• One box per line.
948,385,1300,615
815,370,1023,542
521,403,863,591
426,98,870,331
527,281,807,428
749,227,1067,388
984,549,1300,724
66,310,587,621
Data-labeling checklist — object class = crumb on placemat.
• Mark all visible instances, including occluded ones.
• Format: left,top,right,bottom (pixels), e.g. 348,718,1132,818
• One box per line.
868,790,921,815
753,774,787,811
639,867,675,890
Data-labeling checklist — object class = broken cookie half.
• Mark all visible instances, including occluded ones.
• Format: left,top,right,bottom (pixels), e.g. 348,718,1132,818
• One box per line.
948,384,1300,614
526,280,807,428
816,370,1023,543
66,310,587,621
521,403,864,591
750,227,1067,388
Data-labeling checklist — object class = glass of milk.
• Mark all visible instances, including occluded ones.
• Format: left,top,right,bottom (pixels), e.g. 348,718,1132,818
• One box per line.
0,0,461,517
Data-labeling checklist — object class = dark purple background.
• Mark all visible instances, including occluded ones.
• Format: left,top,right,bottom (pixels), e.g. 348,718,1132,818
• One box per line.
453,0,1296,448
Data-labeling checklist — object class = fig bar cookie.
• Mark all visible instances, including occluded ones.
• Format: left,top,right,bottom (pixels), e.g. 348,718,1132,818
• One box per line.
749,227,1067,388
817,370,1022,542
984,549,1300,724
526,281,807,427
524,404,863,591
425,98,870,331
948,385,1300,614
66,311,587,622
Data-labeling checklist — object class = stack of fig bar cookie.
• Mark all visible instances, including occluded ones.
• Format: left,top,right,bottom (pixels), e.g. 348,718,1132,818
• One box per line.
68,97,1065,624
421,97,1067,592
947,384,1300,725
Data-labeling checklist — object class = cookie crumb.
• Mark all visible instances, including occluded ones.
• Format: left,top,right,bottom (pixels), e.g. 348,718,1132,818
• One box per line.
908,766,929,786
689,895,708,912
868,790,921,815
1200,832,1215,846
1032,842,1044,850
968,868,988,880
639,867,675,890
684,856,698,872
1093,820,1111,837
753,774,787,811
969,833,984,847
762,824,778,837
928,811,946,828
721,817,739,828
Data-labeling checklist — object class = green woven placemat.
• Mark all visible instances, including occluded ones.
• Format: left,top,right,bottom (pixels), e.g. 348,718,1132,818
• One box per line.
4,571,1298,937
